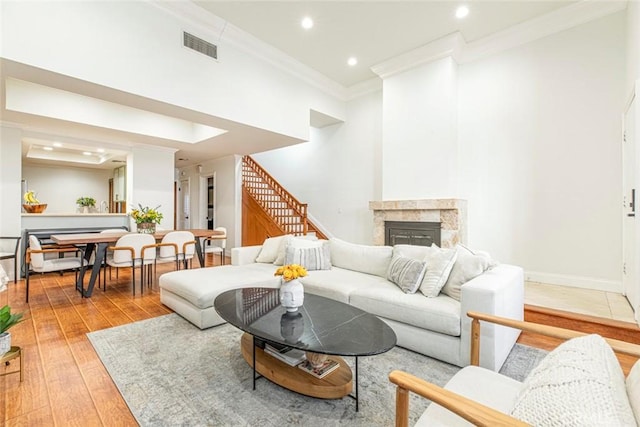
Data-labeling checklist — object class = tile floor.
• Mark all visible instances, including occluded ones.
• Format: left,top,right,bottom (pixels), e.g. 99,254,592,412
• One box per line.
525,281,637,324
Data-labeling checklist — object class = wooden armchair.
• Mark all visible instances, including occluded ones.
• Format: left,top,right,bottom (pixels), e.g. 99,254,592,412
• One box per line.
390,311,640,427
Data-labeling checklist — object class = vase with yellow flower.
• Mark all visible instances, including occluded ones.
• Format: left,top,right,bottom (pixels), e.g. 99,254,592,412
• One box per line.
274,264,307,312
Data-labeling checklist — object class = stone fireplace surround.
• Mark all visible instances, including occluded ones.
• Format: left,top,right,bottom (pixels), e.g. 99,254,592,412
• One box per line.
369,199,467,248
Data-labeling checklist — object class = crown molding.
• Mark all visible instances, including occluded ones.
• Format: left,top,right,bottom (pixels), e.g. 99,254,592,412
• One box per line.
370,0,626,80
346,77,383,100
460,0,628,64
150,0,349,101
371,32,465,80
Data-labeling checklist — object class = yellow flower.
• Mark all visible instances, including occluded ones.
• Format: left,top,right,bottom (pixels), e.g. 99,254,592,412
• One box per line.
274,264,308,282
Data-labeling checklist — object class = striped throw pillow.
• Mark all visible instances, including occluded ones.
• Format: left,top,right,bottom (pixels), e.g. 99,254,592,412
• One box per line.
386,256,427,294
284,243,332,270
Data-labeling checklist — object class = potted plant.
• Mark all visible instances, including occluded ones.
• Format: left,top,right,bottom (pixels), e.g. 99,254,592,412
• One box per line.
76,196,96,213
22,190,47,213
0,305,23,356
274,264,307,312
130,204,163,234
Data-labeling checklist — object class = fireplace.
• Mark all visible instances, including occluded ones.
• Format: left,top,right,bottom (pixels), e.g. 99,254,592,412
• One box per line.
385,221,441,247
370,199,467,248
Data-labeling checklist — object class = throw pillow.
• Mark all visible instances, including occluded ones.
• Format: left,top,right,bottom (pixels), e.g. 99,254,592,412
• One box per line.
392,244,433,262
255,235,290,263
419,245,458,297
284,242,331,271
386,256,427,294
274,236,321,265
329,238,393,278
441,244,494,301
511,334,636,426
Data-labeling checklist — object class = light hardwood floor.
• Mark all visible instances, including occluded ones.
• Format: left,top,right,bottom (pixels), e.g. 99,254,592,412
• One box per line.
1,260,638,425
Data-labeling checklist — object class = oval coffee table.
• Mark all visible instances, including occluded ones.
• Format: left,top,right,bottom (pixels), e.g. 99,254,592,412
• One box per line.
214,287,397,411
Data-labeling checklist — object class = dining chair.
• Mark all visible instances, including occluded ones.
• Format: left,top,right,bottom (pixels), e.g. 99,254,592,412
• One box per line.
25,235,84,302
0,236,21,284
99,229,128,289
105,233,156,295
202,227,227,266
154,231,196,281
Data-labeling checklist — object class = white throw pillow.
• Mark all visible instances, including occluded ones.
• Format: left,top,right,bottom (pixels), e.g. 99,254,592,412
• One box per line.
386,256,427,294
255,235,290,263
274,236,321,265
392,244,433,261
329,238,393,278
441,244,494,301
284,242,331,271
511,334,636,426
419,245,457,298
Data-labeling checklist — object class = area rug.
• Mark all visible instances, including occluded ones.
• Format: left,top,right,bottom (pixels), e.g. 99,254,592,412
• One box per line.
87,314,547,426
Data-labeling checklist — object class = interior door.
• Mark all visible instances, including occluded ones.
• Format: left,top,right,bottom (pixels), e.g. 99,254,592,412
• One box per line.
179,179,190,230
623,96,638,322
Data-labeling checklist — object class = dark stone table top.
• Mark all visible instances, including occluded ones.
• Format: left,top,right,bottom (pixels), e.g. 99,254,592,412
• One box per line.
214,287,397,356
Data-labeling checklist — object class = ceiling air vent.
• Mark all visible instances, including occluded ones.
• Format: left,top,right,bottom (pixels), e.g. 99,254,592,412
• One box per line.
183,31,217,60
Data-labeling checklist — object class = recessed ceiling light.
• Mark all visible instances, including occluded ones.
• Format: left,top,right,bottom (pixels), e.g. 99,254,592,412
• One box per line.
347,57,358,67
83,151,92,156
53,142,62,147
97,148,105,153
456,5,469,19
301,16,313,30
43,146,53,151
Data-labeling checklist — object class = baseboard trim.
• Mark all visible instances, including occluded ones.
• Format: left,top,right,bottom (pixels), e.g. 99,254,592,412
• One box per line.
525,271,621,293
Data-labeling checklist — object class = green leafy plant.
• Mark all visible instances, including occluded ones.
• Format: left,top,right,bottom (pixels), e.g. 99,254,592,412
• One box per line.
0,305,24,334
76,196,96,207
130,204,163,224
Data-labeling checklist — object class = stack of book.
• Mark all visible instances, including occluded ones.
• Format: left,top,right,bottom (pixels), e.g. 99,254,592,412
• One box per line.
297,359,340,379
264,342,306,367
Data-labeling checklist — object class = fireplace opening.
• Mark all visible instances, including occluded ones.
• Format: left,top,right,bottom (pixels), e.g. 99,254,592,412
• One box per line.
385,221,441,247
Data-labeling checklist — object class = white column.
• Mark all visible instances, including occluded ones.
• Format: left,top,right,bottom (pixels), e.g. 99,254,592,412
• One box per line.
0,125,23,280
127,145,177,230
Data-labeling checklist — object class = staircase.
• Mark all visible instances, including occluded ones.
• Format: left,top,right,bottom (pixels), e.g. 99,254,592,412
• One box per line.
242,156,327,244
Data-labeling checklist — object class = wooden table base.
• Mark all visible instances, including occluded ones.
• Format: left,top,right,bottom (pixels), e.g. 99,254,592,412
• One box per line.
240,333,352,399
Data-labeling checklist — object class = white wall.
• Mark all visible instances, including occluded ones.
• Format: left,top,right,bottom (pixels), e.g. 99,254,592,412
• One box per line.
22,164,112,213
253,91,383,244
0,128,23,280
458,12,625,290
382,57,458,199
178,155,240,248
128,146,176,230
1,1,344,142
254,12,626,292
626,1,640,98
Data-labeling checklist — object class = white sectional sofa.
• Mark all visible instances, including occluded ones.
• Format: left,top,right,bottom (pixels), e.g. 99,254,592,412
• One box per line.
159,237,524,371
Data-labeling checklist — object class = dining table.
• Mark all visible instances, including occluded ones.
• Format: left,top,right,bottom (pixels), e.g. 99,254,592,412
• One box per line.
50,229,224,298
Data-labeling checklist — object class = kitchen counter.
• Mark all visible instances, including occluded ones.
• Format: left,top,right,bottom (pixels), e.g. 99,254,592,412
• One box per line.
21,213,130,229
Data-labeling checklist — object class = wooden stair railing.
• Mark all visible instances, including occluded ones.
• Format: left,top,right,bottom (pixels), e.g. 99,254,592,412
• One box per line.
242,156,326,239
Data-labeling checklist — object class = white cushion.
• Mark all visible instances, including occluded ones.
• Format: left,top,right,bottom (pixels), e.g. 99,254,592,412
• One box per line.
392,244,433,261
329,238,392,278
349,282,461,336
510,334,637,426
159,263,279,309
419,245,457,298
417,365,523,427
386,256,426,293
284,242,331,271
441,245,494,301
274,235,318,265
255,235,290,264
626,359,640,423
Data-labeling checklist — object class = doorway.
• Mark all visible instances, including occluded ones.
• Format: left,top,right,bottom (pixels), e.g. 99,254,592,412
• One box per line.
623,94,638,324
179,178,190,229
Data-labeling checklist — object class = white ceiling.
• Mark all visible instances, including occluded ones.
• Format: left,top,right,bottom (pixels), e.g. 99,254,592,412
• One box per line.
194,1,576,87
5,1,584,168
